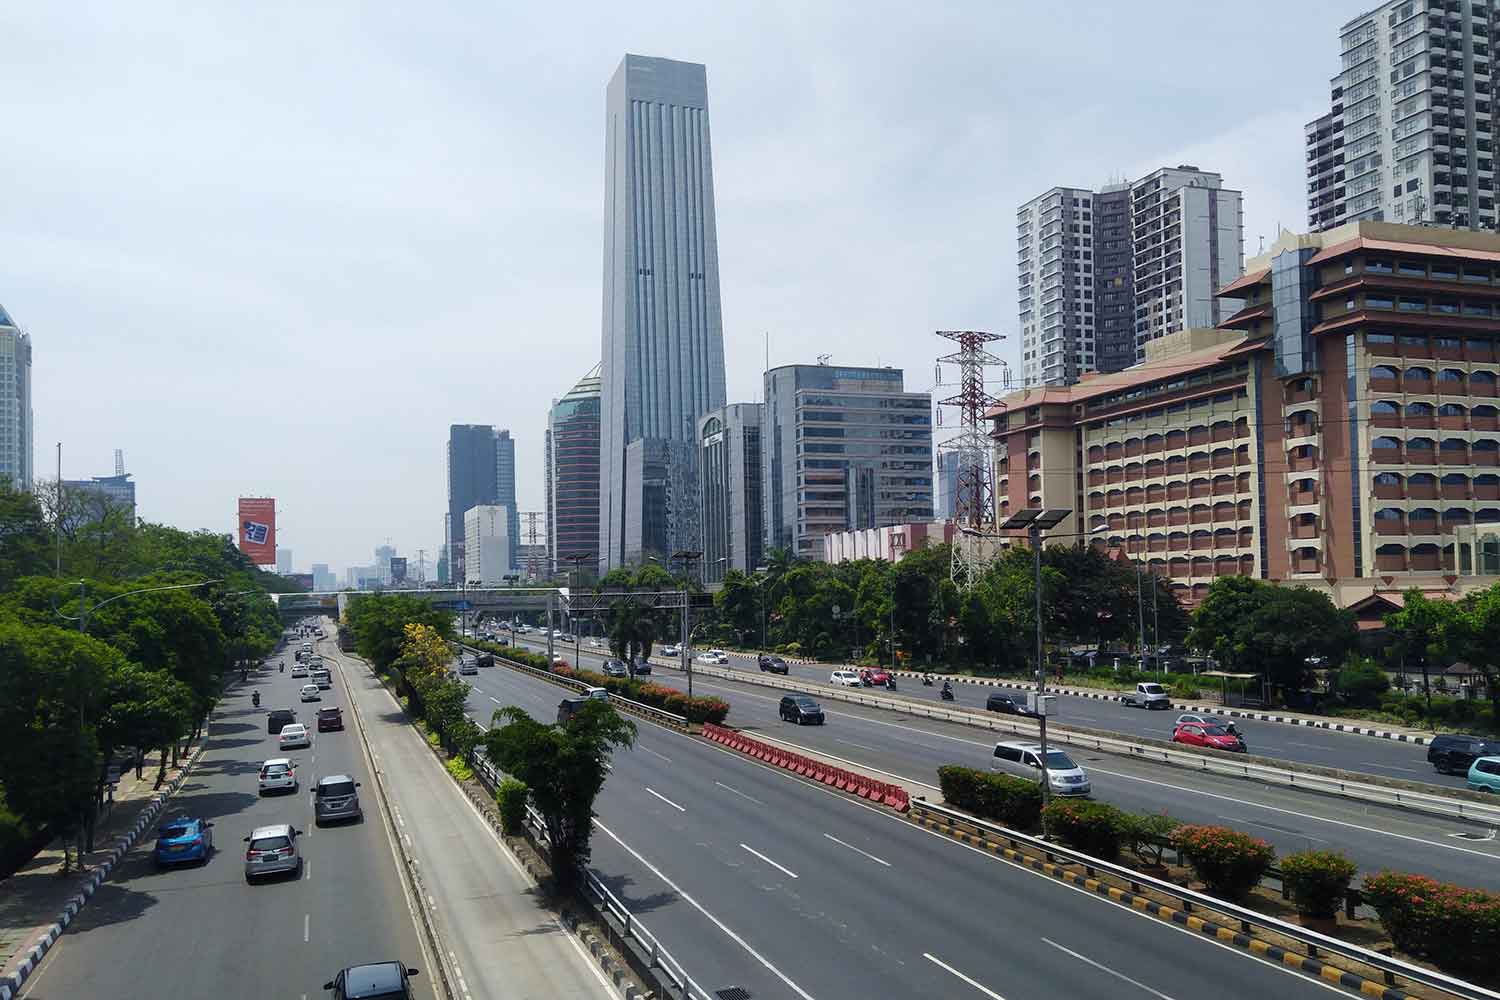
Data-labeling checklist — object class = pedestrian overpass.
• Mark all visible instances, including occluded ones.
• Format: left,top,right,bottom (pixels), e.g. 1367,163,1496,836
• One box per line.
271,586,711,623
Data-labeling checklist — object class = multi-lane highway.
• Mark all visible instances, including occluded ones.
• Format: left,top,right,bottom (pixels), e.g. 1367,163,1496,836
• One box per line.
500,632,1500,891
455,653,1382,1000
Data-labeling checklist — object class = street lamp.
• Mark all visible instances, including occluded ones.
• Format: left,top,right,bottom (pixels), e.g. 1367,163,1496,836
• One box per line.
671,550,702,699
753,565,769,652
567,552,593,664
998,508,1072,807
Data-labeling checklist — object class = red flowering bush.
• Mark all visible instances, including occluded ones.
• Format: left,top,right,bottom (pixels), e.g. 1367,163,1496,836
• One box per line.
1170,824,1274,900
1279,850,1358,919
1041,799,1128,860
1362,871,1500,976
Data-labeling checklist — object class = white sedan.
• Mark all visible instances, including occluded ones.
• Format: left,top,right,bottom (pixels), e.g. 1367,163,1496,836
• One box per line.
830,669,864,688
299,684,321,702
695,651,726,664
290,664,308,678
661,645,681,657
278,723,311,750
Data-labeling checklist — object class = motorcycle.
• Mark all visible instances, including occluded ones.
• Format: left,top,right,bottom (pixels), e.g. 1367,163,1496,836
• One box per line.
885,677,897,692
252,691,261,708
940,687,955,702
279,661,285,673
921,674,934,687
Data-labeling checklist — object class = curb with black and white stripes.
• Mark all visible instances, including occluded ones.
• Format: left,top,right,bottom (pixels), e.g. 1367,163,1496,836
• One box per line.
0,731,209,1000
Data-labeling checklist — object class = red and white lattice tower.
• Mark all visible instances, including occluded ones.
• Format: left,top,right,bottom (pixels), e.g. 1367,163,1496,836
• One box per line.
937,330,1005,589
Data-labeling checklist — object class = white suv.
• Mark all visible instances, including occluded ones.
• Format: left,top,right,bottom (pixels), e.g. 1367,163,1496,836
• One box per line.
830,670,863,688
258,758,298,795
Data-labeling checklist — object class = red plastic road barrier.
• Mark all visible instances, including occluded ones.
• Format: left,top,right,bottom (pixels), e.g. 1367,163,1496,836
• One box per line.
699,724,909,812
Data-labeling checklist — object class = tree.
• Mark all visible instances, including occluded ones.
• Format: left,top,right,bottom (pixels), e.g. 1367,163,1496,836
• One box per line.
345,594,454,671
1384,588,1462,711
714,570,761,645
1190,578,1357,699
0,483,50,590
483,702,635,890
1447,583,1500,725
607,601,656,669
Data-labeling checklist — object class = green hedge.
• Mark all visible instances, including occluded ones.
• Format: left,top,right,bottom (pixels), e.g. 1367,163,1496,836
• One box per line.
1041,799,1128,860
936,765,1043,830
496,778,529,836
1363,871,1500,977
552,664,730,725
1170,824,1275,900
1280,850,1358,919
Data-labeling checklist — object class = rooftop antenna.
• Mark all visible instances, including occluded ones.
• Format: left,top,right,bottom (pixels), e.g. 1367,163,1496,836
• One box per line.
114,448,124,476
817,353,831,366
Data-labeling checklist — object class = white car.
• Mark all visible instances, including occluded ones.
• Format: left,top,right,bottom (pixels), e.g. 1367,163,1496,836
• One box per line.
830,669,864,688
588,638,602,647
661,645,680,657
695,651,724,664
299,684,321,702
258,758,298,795
290,664,308,678
551,654,565,665
278,723,311,750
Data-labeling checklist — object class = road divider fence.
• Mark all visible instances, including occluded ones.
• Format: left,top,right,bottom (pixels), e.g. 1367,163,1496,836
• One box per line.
700,723,910,812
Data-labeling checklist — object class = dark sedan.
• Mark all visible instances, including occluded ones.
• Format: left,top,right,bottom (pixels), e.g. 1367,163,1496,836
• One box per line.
986,692,1040,718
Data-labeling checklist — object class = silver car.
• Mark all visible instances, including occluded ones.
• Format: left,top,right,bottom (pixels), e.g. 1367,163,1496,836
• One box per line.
243,823,303,881
314,774,363,825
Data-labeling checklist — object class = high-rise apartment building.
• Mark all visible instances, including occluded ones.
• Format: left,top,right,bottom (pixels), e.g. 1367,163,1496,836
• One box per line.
763,364,934,560
546,367,601,576
494,430,519,571
1018,168,1244,386
599,54,727,570
463,504,512,587
698,403,763,584
311,563,335,591
0,305,33,490
1305,1,1498,232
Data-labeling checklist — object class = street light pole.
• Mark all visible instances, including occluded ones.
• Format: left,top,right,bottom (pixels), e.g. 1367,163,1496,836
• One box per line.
754,565,769,653
671,550,703,700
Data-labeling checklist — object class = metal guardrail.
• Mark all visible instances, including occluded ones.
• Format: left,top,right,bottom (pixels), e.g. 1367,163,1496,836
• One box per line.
913,798,1500,1000
456,642,689,730
656,658,1500,826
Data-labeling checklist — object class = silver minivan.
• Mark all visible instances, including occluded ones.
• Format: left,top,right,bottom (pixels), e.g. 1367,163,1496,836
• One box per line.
243,823,303,881
314,774,362,824
990,741,1092,797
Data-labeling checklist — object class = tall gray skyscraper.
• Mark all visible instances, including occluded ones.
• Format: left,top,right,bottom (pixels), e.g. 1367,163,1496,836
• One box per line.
599,54,727,570
494,430,519,571
0,305,33,490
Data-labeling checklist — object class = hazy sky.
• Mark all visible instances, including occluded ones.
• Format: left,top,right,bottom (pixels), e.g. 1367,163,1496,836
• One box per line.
5,1,1350,576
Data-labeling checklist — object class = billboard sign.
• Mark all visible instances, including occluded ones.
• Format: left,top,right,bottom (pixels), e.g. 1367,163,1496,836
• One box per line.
390,557,407,584
238,497,276,565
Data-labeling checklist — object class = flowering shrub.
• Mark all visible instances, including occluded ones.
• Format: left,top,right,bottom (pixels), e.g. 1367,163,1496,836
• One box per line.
1169,824,1274,900
1041,799,1128,860
1363,871,1500,976
552,664,729,724
1279,850,1358,918
1122,813,1180,868
936,765,1043,830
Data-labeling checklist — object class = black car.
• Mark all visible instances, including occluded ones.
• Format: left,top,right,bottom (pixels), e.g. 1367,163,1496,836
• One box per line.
631,659,651,675
266,709,297,734
759,655,790,674
780,695,825,725
1428,734,1497,774
324,961,420,999
985,692,1039,717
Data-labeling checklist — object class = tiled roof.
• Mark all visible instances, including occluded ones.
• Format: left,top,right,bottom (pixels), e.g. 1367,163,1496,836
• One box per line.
1215,268,1270,298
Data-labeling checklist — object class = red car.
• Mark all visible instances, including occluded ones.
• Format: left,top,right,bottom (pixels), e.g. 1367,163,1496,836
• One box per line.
1172,722,1246,753
859,668,891,687
316,707,344,732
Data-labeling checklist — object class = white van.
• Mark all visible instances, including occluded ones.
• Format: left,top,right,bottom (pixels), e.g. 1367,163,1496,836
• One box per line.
990,741,1091,797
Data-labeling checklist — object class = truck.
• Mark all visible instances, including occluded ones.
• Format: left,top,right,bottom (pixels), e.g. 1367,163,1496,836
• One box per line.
1122,682,1171,710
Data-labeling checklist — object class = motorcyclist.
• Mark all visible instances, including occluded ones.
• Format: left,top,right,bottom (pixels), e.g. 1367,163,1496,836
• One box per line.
885,675,897,691
940,680,954,701
921,673,933,687
252,689,261,708
279,661,285,673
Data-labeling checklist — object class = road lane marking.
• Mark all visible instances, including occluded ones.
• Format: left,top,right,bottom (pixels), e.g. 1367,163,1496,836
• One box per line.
303,913,310,942
304,860,311,881
1368,763,1422,774
823,833,891,867
1218,816,1326,843
645,787,686,813
1041,937,1176,1000
640,745,672,763
922,953,1006,999
489,696,503,704
740,843,798,879
715,781,765,805
595,820,817,1000
834,738,880,752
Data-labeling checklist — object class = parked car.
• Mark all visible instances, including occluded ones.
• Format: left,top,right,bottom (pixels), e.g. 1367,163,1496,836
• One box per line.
279,723,311,750
602,659,629,678
323,962,420,1000
266,709,297,734
317,706,344,732
1122,682,1171,710
758,655,789,674
779,695,825,725
314,774,362,824
859,667,891,687
1175,712,1239,736
243,823,303,882
1171,722,1247,752
1428,734,1498,774
830,669,863,688
300,683,322,702
258,758,298,795
153,815,213,867
290,663,309,678
985,692,1040,718
1468,756,1500,793
990,741,1091,796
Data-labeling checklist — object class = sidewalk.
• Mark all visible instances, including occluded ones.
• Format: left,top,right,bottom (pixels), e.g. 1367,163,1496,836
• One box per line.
0,749,192,991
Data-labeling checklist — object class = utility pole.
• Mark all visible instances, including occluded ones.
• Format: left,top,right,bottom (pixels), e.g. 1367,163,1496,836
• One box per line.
935,330,1006,590
673,550,702,699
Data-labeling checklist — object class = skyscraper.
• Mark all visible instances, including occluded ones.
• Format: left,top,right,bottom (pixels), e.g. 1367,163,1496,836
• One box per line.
447,424,507,582
547,366,602,577
276,548,293,574
0,305,33,490
698,403,763,584
599,54,727,570
494,430,519,571
1306,1,1497,233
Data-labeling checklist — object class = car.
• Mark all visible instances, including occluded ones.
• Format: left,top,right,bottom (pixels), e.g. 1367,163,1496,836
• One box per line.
314,774,363,824
859,667,891,687
267,709,297,734
695,651,725,664
779,695,825,725
1175,711,1239,736
258,758,298,795
584,686,609,702
311,669,333,690
557,697,588,724
990,741,1091,796
279,723,311,750
1428,734,1498,774
602,659,629,678
588,638,602,648
985,692,1040,718
323,961,421,999
1122,682,1171,710
1468,756,1500,793
300,683,322,702
153,815,213,866
458,660,478,675
1171,722,1247,752
830,669,863,688
290,664,309,678
661,644,680,657
243,823,303,881
758,655,789,674
317,706,344,732
707,649,729,663
550,654,565,666
631,659,651,675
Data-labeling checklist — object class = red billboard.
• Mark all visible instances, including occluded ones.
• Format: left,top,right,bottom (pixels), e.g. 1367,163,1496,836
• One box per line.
238,497,276,565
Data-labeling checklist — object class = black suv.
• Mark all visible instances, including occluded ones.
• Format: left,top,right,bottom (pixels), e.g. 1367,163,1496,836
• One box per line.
1428,734,1496,774
779,695,825,725
266,709,297,734
759,655,790,675
986,692,1039,718
324,961,419,999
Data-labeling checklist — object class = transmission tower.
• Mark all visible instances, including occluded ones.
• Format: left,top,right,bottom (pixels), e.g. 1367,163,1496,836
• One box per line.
936,330,1006,589
521,511,544,580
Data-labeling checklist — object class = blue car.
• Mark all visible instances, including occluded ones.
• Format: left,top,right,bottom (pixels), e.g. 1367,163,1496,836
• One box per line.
153,816,214,867
1468,756,1500,794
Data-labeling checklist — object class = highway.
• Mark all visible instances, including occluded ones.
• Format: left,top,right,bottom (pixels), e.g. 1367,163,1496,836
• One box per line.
499,633,1500,891
457,654,1372,1000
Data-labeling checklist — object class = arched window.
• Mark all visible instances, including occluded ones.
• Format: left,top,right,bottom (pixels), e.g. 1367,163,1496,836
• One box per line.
1439,403,1467,417
1444,508,1473,524
1443,472,1469,486
1374,472,1402,486
1371,364,1400,380
1476,439,1500,453
1439,368,1466,386
1372,436,1402,449
1407,437,1437,451
1406,366,1434,381
1374,507,1405,521
1370,400,1400,415
1472,370,1499,387
1474,404,1500,419
1477,508,1500,523
1406,401,1435,416
1440,438,1469,453
1409,507,1439,525
1144,433,1164,451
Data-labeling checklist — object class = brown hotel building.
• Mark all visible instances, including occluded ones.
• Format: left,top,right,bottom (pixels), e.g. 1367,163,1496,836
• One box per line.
989,221,1500,608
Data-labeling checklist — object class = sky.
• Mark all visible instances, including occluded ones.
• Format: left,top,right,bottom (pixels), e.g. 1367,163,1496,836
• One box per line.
3,1,1355,577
